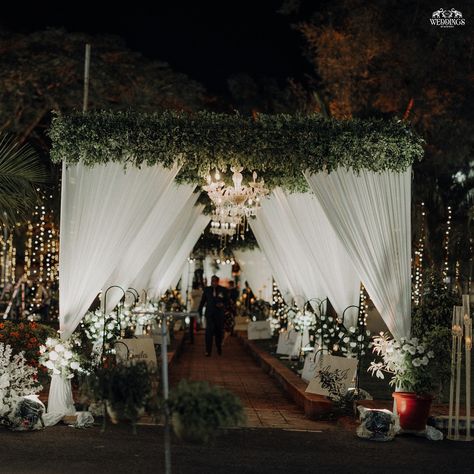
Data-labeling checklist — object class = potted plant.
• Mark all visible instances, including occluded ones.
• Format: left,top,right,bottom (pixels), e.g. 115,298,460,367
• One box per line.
83,361,156,433
167,380,245,444
368,333,436,430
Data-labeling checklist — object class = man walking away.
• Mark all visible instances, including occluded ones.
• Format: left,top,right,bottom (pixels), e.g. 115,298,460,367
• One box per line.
198,275,229,356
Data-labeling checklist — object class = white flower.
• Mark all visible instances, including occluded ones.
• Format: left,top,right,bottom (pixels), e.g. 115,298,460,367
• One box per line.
357,335,364,342
63,350,73,360
349,327,356,333
60,359,68,367
39,345,46,354
421,356,429,366
427,351,434,358
338,332,345,339
55,344,65,353
343,337,350,343
52,368,60,375
49,351,59,361
412,358,421,367
0,373,10,389
45,360,55,370
417,345,425,354
70,361,80,371
408,346,416,355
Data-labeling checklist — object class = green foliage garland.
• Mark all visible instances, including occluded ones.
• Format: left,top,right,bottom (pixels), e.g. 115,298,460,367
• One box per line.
49,110,424,190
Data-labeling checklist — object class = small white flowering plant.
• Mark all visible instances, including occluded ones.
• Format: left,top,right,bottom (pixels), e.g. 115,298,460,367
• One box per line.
0,343,42,429
39,337,82,379
368,332,435,395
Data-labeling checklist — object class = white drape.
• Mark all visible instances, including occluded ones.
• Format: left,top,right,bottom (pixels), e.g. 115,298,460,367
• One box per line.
47,374,75,417
233,248,273,302
59,162,178,338
251,194,326,306
272,189,360,327
249,216,295,304
148,206,209,297
103,184,198,311
305,167,412,338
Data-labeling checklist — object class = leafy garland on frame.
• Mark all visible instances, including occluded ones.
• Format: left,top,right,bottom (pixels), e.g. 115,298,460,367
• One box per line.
49,110,424,191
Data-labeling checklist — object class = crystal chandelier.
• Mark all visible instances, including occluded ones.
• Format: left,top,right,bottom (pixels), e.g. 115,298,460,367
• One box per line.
203,166,268,237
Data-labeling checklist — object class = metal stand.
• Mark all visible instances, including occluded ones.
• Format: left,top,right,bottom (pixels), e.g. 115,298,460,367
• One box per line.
102,285,125,367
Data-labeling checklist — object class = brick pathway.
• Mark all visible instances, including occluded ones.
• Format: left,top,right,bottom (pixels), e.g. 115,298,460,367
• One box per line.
169,332,338,431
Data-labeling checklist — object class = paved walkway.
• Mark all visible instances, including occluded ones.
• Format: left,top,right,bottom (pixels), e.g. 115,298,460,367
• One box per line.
169,332,338,431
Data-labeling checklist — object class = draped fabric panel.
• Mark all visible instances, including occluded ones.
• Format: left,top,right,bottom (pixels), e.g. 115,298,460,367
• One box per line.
59,162,178,339
254,194,326,306
148,206,209,297
233,248,273,302
305,168,412,338
249,216,296,304
103,184,197,311
272,189,360,327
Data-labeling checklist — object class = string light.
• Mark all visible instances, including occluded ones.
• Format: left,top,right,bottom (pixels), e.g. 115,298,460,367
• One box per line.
359,283,369,327
412,202,426,305
442,205,452,288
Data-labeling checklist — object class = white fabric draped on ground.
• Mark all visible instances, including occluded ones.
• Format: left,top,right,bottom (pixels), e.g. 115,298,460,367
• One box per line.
103,184,198,311
233,248,273,302
305,167,412,339
272,188,360,327
59,161,179,339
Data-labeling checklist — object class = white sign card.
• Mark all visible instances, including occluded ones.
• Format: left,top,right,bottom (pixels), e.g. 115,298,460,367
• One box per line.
276,329,302,357
301,347,321,383
247,320,272,340
305,354,358,397
115,337,157,365
234,316,249,331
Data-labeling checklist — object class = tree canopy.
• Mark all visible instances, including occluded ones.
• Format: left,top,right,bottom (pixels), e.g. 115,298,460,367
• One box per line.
0,28,207,151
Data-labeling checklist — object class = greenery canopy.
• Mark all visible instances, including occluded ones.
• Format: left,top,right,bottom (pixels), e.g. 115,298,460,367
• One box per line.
50,110,424,189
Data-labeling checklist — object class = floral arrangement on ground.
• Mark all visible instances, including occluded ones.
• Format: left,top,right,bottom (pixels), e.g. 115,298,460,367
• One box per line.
0,343,43,430
0,321,56,371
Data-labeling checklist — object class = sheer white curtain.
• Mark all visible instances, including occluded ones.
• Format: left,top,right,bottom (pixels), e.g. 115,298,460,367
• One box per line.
59,161,179,339
305,167,412,338
250,215,296,304
148,207,209,297
255,194,326,305
272,189,360,327
103,184,197,311
233,248,273,302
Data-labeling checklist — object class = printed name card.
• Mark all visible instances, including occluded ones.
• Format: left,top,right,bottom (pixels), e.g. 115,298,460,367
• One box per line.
115,337,157,366
305,354,358,397
276,329,302,358
234,316,249,331
247,320,272,340
301,347,321,383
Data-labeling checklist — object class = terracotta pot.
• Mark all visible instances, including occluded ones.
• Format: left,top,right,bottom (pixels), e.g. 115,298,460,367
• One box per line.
392,392,433,431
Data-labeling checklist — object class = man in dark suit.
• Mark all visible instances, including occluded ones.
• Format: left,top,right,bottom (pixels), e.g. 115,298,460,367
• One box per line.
198,275,229,356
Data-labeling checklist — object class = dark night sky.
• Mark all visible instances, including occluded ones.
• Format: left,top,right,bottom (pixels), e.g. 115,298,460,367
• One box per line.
1,1,311,95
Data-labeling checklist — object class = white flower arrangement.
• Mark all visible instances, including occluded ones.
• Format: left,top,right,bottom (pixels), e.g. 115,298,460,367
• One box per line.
0,343,42,428
368,332,435,394
39,337,82,379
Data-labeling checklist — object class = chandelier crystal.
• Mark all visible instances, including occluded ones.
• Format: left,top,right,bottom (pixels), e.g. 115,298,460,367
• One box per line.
203,166,269,238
